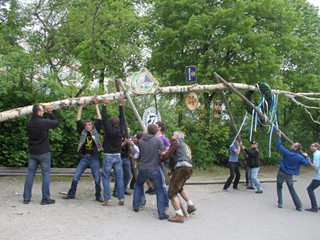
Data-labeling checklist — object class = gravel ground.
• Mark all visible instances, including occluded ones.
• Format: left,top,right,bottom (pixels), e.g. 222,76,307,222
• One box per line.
0,166,318,240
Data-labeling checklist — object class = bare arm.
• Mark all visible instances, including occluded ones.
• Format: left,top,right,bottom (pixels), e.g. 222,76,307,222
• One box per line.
310,159,319,170
234,142,242,155
77,105,84,121
94,101,101,120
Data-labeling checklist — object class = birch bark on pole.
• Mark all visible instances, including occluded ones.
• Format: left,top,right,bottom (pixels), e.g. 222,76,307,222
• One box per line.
0,83,251,122
214,72,294,145
0,82,319,123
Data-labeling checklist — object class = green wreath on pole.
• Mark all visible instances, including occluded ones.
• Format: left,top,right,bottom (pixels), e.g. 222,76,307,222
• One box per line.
243,82,273,114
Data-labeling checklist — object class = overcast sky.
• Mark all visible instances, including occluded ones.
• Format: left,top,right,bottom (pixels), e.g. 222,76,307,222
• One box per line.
308,0,320,7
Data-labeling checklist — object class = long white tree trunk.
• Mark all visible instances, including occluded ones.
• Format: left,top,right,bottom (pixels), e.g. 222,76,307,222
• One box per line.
0,83,319,122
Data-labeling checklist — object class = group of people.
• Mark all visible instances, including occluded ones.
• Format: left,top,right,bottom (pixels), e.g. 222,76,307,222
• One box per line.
21,97,320,219
223,140,262,193
223,131,320,213
22,98,197,222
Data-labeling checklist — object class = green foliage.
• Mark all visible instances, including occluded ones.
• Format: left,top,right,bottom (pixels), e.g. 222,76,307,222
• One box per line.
49,108,80,168
183,117,230,169
1,0,320,169
0,118,28,167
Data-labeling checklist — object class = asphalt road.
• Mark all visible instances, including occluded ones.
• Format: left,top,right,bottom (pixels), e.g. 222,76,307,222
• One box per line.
0,167,318,240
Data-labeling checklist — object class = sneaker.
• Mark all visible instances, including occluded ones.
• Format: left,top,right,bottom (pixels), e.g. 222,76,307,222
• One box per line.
187,204,197,214
23,200,30,204
159,214,169,220
305,208,318,213
223,188,230,192
101,200,111,206
95,196,103,203
168,214,185,223
40,199,55,205
145,187,154,194
133,208,139,212
124,191,131,195
118,199,124,206
255,189,263,194
148,189,156,195
62,195,75,200
296,207,303,212
246,186,255,190
233,187,240,190
278,204,283,208
112,192,118,198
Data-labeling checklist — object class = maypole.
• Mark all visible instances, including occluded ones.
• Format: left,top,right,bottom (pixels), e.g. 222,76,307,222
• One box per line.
0,81,319,123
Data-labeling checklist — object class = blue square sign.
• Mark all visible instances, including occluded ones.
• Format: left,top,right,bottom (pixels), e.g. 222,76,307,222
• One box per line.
186,66,197,83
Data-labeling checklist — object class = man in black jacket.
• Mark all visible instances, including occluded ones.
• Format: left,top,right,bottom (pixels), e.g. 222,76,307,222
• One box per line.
62,102,103,202
23,104,59,205
242,141,263,194
101,96,126,206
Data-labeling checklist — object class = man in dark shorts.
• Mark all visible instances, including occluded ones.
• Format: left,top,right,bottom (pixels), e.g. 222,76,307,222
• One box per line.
161,131,196,223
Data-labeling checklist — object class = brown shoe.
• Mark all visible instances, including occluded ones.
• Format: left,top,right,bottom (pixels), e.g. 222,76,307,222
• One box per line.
187,204,197,214
168,214,184,223
118,199,124,206
101,200,111,206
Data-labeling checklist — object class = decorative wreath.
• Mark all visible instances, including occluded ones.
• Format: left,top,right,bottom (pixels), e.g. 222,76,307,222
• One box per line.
244,82,273,115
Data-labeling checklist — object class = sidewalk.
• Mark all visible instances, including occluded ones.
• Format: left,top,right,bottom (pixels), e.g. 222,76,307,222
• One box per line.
0,167,318,240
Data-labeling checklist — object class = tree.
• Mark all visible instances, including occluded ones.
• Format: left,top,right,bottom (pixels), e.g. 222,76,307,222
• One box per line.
144,0,320,164
0,0,146,167
0,0,319,168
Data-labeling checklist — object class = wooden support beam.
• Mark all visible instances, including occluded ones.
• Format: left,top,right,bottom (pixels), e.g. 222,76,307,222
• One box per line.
214,72,293,145
117,79,146,131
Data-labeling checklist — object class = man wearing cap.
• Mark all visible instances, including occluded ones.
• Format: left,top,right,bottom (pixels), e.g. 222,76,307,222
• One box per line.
242,140,263,194
276,131,309,211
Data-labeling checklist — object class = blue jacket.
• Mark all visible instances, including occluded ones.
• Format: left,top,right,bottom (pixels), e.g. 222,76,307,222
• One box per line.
277,137,309,175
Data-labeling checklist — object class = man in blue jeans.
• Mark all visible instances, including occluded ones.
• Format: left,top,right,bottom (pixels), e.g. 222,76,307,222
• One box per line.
62,102,103,202
113,137,132,197
306,142,320,213
23,104,59,205
243,141,263,194
132,124,168,220
276,130,309,211
101,96,126,206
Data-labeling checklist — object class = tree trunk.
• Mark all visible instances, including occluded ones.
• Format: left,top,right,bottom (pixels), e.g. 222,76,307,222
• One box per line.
0,82,319,122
